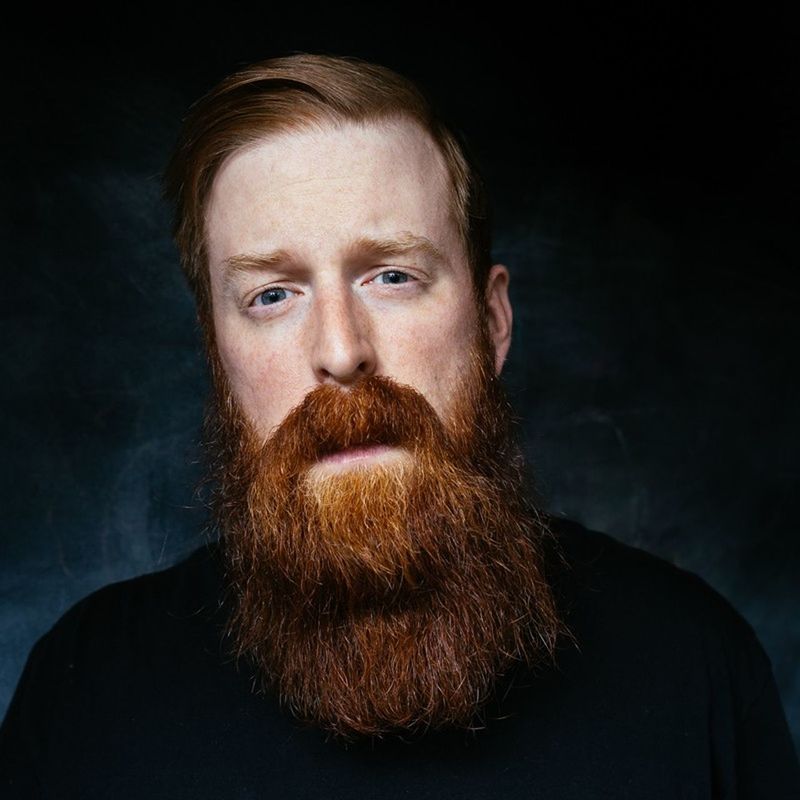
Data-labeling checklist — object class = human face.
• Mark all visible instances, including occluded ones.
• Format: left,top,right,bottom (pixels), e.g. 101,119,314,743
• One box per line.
204,118,511,468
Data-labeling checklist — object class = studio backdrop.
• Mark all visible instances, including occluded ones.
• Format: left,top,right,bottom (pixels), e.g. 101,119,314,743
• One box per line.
1,6,797,752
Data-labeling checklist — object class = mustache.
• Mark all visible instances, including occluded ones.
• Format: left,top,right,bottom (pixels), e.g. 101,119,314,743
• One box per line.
210,337,570,740
258,374,455,470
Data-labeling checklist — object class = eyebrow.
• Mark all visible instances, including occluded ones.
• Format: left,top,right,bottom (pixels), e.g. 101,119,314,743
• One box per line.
221,232,448,289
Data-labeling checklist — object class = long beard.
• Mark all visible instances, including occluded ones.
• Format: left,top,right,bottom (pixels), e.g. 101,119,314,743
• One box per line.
203,316,570,741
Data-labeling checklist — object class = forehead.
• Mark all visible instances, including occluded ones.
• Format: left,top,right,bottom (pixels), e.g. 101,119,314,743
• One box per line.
203,117,465,272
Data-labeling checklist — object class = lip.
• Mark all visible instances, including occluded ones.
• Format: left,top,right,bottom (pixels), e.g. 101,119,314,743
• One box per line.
319,444,394,465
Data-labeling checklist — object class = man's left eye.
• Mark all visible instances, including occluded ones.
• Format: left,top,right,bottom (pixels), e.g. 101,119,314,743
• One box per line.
372,270,413,285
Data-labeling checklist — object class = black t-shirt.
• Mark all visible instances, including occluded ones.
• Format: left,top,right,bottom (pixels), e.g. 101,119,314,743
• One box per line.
1,517,798,799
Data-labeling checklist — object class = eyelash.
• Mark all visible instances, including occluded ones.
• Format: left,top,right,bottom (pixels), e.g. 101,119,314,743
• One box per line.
247,269,418,309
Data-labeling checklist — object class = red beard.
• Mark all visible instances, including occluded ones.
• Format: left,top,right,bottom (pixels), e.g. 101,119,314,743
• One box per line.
203,315,571,741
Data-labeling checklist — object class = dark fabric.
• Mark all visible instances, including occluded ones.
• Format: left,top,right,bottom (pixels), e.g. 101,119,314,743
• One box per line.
1,516,798,799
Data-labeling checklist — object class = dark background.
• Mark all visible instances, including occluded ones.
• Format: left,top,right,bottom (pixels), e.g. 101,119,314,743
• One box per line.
2,4,798,751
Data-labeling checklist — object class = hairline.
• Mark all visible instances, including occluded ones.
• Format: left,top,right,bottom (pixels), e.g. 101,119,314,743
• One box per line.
161,55,492,356
202,112,469,277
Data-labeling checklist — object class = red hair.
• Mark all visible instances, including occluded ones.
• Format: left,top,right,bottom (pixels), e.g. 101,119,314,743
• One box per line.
161,52,493,341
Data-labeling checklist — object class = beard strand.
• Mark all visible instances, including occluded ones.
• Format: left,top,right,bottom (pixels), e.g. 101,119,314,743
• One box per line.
202,317,572,741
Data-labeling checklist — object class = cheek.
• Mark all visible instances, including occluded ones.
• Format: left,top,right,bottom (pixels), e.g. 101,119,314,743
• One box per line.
378,307,476,417
216,330,300,432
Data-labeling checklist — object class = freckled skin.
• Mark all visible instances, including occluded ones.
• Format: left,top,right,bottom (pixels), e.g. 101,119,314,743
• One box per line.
204,118,513,444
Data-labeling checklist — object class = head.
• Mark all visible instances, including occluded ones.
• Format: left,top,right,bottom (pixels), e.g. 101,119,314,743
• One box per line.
162,53,570,741
163,53,495,363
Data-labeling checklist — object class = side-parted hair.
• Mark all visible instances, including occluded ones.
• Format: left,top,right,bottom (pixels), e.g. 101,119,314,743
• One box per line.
161,52,494,341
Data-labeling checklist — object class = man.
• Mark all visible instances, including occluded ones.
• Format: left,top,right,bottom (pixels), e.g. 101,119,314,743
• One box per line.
1,52,798,798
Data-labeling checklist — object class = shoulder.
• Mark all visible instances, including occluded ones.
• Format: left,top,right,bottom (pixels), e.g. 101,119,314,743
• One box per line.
544,514,774,703
546,513,749,624
58,539,219,619
0,542,228,789
24,540,225,681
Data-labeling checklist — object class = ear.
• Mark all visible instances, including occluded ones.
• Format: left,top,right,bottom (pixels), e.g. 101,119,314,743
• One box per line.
484,263,513,376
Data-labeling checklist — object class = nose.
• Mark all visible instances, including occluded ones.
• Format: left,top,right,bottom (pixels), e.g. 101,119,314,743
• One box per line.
310,284,377,386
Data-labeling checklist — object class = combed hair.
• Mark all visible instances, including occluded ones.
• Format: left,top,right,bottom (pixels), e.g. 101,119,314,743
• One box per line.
160,52,494,336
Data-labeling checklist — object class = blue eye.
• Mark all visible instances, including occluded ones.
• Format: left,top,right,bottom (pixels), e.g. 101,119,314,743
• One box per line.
374,271,411,285
254,288,290,306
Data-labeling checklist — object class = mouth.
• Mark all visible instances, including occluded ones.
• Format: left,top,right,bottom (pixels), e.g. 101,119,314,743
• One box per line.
306,443,414,482
318,444,395,465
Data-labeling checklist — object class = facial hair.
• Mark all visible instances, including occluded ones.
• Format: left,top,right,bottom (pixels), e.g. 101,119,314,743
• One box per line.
202,313,572,742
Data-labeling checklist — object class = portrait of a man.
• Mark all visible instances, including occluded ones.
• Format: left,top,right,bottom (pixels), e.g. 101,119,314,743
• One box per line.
1,17,798,800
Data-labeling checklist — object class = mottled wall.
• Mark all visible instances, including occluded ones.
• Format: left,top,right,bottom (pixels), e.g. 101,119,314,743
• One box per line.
2,6,797,750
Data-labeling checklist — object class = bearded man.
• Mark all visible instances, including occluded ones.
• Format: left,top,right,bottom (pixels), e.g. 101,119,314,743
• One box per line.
1,53,798,798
